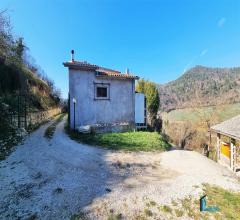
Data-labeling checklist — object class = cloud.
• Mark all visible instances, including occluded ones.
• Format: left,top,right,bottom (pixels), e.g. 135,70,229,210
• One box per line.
183,49,208,73
183,59,195,73
200,49,208,57
218,17,226,28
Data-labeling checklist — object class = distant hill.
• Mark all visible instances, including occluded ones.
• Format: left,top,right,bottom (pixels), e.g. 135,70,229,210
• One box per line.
158,65,240,111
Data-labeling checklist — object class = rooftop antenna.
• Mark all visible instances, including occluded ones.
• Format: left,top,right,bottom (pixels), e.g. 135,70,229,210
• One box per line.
71,50,74,62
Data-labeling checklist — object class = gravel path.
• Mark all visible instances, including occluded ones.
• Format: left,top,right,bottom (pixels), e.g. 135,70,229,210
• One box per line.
0,117,240,219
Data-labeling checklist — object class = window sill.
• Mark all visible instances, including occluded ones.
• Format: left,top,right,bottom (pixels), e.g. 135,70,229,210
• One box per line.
94,98,110,101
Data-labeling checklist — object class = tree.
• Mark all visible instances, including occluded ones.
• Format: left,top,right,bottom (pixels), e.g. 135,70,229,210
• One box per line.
136,79,160,129
0,10,13,61
15,37,25,61
136,79,145,93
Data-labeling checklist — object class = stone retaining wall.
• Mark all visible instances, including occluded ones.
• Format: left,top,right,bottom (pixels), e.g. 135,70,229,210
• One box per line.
27,108,61,127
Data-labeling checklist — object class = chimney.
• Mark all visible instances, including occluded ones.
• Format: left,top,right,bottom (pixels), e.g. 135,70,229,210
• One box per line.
126,68,129,75
71,50,74,62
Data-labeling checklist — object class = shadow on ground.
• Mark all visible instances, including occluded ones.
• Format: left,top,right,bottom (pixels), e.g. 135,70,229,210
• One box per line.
0,118,132,220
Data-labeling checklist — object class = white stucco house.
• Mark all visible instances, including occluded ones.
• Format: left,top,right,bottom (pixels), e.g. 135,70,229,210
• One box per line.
63,51,146,132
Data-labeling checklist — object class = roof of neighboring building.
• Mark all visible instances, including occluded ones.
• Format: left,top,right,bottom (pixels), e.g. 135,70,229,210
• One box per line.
63,60,139,80
211,115,240,140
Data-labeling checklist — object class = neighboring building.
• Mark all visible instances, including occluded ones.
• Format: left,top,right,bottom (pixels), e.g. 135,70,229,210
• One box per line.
211,115,240,173
63,51,146,132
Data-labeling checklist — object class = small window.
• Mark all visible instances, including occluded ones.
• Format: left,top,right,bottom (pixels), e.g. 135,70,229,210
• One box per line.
94,83,110,100
97,87,107,97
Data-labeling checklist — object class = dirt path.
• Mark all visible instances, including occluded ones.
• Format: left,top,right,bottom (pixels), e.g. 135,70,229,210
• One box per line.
0,118,239,219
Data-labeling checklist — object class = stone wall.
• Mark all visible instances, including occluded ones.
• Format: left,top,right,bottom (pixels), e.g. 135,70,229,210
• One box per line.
27,108,61,127
8,108,61,129
91,122,135,133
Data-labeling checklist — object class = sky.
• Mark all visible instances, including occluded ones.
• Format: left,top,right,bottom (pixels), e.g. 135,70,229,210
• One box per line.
1,0,240,98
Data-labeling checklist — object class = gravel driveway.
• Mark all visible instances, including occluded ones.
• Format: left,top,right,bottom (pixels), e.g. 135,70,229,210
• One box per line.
0,118,240,219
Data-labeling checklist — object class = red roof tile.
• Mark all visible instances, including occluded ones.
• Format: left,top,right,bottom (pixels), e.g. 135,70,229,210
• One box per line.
63,60,139,80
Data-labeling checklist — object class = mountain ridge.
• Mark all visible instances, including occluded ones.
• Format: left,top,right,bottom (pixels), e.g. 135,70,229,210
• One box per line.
158,65,240,111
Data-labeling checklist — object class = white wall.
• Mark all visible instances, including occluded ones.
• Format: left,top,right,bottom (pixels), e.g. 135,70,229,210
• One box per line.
69,69,135,128
135,93,145,124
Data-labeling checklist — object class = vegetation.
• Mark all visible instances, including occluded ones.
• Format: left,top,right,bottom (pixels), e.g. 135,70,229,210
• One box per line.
162,103,240,151
136,79,160,129
160,205,172,213
0,116,23,160
0,11,62,159
70,184,240,219
144,208,153,217
142,185,240,219
0,11,61,112
67,129,170,152
172,184,240,219
107,213,122,220
162,103,240,123
44,114,65,139
158,65,240,111
202,184,240,219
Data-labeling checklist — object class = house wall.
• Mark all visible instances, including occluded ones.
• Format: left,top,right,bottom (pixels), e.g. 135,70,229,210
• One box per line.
69,69,135,129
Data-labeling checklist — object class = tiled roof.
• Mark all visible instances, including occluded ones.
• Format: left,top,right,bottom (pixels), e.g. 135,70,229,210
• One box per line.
96,67,139,79
211,115,240,140
63,61,98,70
63,60,139,80
97,67,121,74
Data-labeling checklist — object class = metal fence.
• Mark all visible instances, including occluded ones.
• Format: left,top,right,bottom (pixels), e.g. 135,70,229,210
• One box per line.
1,100,61,130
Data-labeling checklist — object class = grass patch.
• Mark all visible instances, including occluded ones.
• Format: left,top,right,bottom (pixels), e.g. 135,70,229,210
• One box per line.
160,205,172,214
203,184,240,219
144,208,153,217
44,114,65,139
66,128,171,151
107,213,122,220
175,209,184,217
70,212,89,220
172,184,240,219
162,102,240,123
149,200,157,206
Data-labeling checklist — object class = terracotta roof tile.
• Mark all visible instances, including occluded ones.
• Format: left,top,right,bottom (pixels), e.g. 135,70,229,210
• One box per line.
63,60,139,80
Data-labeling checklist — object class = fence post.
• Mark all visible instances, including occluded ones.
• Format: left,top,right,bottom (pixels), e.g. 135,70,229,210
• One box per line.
18,95,20,128
24,95,27,129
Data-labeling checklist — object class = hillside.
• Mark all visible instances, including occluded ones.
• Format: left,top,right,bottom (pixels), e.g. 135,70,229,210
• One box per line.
0,12,60,112
158,65,240,111
0,61,60,111
0,12,61,159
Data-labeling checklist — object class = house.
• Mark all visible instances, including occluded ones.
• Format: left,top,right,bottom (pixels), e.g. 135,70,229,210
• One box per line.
63,51,145,132
211,115,240,172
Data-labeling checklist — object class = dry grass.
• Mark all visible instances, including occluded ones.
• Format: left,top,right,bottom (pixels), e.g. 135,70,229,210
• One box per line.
44,114,65,139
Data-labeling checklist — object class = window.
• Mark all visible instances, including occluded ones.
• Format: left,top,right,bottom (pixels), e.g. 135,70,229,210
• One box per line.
97,87,107,97
94,83,110,100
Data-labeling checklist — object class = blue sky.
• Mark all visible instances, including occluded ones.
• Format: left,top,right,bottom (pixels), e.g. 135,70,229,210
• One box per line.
1,0,240,98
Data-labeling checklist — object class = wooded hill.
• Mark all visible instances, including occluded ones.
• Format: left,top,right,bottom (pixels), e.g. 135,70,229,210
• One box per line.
158,65,240,111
